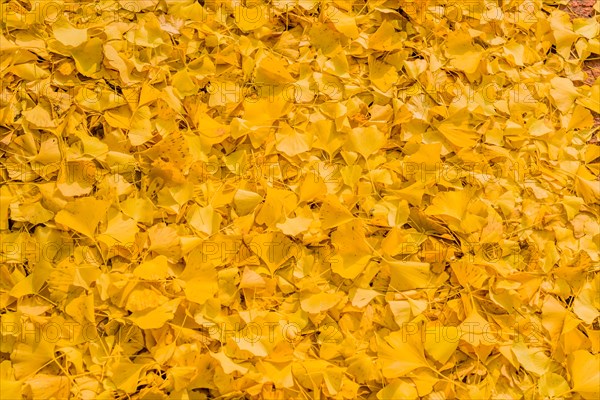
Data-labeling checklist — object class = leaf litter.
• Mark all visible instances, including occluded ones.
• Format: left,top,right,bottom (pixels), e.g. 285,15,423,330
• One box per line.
0,0,599,399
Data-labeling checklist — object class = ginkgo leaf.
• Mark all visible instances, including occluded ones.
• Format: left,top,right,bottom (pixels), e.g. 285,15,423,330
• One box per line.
369,20,403,51
424,324,460,364
172,69,198,97
425,189,474,221
378,331,429,378
55,197,111,238
550,76,580,112
320,195,354,230
568,350,600,398
210,351,248,374
385,259,433,291
445,31,484,74
329,7,359,39
134,255,170,280
369,57,398,92
109,361,148,394
0,377,21,400
577,80,600,113
347,126,386,160
10,338,55,379
255,52,295,83
350,288,380,308
276,123,313,156
22,104,56,129
377,379,419,400
573,277,600,324
65,293,95,324
539,373,570,399
52,17,88,47
187,204,222,236
70,37,103,77
183,271,218,305
330,220,372,279
11,202,54,225
97,210,139,247
57,161,96,197
250,232,295,274
233,189,263,216
276,213,312,237
25,374,70,399
240,267,266,289
128,298,181,329
435,110,479,147
511,342,550,376
300,292,344,314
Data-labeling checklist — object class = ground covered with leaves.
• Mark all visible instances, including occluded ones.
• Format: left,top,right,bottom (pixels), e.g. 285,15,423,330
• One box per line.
1,0,599,399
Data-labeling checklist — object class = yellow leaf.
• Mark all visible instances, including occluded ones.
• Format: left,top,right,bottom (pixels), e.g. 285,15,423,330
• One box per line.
128,298,181,329
424,323,459,364
369,20,403,51
65,293,95,324
55,197,110,238
110,361,147,394
330,7,359,39
378,330,429,378
250,232,295,274
309,22,341,56
70,37,103,77
134,255,170,280
300,292,344,314
577,79,600,114
539,373,570,399
276,212,313,237
10,202,53,225
187,204,222,236
573,277,600,324
11,338,55,379
181,250,219,304
275,123,313,157
233,189,263,216
386,259,432,291
25,374,70,399
568,350,600,398
255,52,295,84
445,32,484,74
255,188,297,228
52,17,87,47
369,57,398,92
22,104,56,129
347,126,387,160
436,110,479,147
125,12,166,48
550,76,580,112
210,351,248,374
240,267,266,289
511,342,550,376
75,85,126,111
320,195,354,230
235,5,269,32
172,69,198,97
331,220,372,279
98,210,139,247
377,379,418,400
425,189,474,221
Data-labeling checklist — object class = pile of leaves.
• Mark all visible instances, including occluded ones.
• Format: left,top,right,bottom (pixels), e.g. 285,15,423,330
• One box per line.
1,0,599,399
